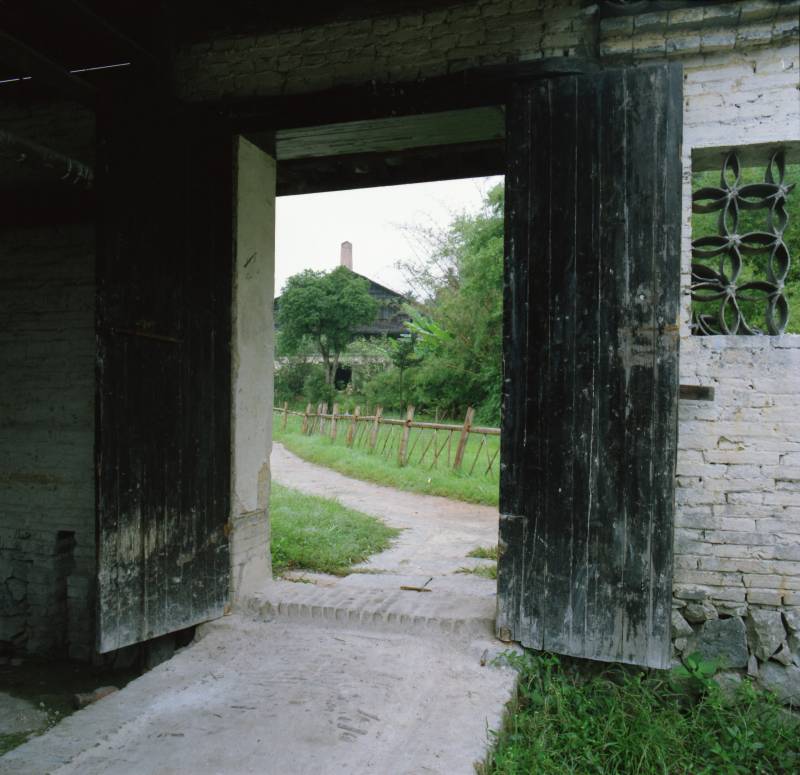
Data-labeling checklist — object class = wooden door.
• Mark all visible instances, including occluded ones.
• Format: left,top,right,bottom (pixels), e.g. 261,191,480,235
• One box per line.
497,64,683,668
95,98,233,652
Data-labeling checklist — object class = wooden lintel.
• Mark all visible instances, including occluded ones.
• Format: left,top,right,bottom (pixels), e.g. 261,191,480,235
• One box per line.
216,58,598,134
277,139,505,195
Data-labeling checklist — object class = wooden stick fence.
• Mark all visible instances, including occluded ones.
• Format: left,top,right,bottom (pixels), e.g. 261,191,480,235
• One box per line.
274,403,501,477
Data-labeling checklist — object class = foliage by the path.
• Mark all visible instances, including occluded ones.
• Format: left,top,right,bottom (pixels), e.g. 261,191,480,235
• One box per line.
277,266,377,386
273,424,499,507
270,483,399,576
388,182,505,422
484,651,800,775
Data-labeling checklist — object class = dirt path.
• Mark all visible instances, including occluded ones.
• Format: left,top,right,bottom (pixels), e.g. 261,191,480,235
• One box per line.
271,442,500,594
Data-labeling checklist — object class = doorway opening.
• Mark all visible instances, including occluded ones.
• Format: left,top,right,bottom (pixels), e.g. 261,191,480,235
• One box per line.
269,169,505,605
247,107,505,612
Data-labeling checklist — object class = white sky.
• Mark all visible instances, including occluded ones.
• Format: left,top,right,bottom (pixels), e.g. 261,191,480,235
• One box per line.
275,175,504,298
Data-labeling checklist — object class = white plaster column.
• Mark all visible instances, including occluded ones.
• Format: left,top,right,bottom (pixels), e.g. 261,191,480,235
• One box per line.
230,136,276,601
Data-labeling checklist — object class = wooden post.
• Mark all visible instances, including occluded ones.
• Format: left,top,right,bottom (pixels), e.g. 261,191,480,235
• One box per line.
330,403,339,441
321,402,328,435
398,405,415,466
282,401,289,430
301,403,312,434
369,405,383,451
346,406,360,447
453,406,475,470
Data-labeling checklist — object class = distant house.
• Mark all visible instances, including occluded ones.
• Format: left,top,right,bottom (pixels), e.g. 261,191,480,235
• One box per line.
275,241,411,338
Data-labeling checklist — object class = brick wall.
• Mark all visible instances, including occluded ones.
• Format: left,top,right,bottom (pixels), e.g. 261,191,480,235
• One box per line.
0,99,96,660
175,0,594,100
0,224,95,659
677,338,800,606
599,0,799,61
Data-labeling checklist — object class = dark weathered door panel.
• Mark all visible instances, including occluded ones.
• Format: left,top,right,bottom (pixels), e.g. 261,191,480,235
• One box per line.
497,64,682,668
96,100,232,652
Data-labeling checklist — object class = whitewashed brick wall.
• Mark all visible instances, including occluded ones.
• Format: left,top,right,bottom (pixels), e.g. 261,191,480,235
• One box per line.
675,39,800,617
677,338,800,610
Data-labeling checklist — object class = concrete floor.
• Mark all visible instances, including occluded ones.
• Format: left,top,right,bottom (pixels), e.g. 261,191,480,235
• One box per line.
0,692,48,737
1,445,514,774
1,617,516,775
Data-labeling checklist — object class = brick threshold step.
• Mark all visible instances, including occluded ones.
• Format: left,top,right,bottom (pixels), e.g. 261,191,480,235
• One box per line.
239,580,497,639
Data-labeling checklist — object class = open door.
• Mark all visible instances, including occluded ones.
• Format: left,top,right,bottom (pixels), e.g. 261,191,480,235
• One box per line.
95,98,233,652
497,64,682,668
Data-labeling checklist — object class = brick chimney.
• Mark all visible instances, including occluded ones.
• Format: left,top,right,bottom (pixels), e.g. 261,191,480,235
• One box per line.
340,241,353,270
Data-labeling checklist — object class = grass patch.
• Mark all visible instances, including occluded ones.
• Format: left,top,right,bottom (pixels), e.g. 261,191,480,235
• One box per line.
457,564,497,579
0,732,33,756
270,482,400,576
468,545,499,560
274,422,498,506
484,652,800,775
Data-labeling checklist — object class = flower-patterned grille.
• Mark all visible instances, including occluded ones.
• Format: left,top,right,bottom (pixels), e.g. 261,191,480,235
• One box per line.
691,151,794,335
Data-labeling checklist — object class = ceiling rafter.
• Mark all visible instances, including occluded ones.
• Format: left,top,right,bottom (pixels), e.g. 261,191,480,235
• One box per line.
0,29,96,105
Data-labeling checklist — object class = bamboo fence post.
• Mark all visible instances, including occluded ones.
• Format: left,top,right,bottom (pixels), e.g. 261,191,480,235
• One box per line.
453,406,475,470
301,403,312,434
321,402,328,435
369,406,383,452
398,405,415,466
282,401,289,430
346,406,360,447
330,403,339,441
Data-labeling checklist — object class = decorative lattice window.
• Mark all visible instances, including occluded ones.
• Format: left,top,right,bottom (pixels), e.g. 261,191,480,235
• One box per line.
691,151,795,335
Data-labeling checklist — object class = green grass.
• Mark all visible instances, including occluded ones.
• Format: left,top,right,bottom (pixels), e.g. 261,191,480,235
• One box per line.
457,564,497,579
468,545,499,560
274,416,499,506
0,732,33,756
460,546,499,578
484,652,800,775
270,482,400,576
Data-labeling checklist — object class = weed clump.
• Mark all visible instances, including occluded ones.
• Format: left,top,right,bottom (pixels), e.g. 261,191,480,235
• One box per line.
485,651,799,775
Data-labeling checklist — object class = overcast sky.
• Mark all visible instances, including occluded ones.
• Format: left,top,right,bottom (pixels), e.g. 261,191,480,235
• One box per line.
275,175,504,298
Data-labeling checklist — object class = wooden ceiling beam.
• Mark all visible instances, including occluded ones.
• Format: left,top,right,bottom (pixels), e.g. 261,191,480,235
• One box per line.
0,29,96,105
276,139,505,196
62,0,161,71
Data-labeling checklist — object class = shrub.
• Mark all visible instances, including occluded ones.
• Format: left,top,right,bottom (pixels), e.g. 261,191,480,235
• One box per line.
364,369,406,412
302,366,334,405
274,358,315,404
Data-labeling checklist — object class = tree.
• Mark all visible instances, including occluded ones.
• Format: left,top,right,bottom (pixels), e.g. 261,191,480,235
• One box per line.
277,267,377,386
396,183,505,421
